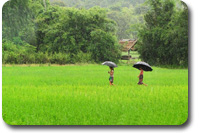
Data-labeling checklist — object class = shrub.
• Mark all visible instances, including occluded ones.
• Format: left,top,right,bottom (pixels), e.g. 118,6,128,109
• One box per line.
35,52,50,64
50,52,70,65
75,52,93,63
89,29,121,63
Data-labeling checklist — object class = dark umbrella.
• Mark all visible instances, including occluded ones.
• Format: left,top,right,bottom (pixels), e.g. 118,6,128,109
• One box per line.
102,61,118,68
133,61,153,71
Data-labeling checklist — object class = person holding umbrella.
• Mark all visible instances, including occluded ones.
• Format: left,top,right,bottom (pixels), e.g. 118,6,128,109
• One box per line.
133,61,153,86
108,67,114,85
102,61,118,86
137,68,147,86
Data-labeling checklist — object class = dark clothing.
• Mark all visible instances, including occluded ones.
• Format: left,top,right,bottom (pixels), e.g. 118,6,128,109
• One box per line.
138,74,143,85
109,76,114,83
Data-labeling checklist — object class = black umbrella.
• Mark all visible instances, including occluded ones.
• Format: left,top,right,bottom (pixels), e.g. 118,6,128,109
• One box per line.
133,61,153,71
102,61,118,68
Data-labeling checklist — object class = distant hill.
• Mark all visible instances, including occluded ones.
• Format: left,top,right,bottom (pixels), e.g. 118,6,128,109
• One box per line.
49,0,146,9
49,0,148,40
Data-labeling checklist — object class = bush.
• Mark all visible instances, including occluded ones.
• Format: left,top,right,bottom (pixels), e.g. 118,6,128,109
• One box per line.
6,51,18,64
2,39,37,64
35,52,50,64
75,52,93,63
50,52,70,65
89,29,121,63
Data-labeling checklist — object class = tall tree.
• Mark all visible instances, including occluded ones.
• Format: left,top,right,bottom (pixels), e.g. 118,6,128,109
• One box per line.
2,0,31,40
137,0,188,66
35,6,121,62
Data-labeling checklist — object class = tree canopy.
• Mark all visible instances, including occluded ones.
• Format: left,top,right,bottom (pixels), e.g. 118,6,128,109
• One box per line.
136,0,188,66
2,0,188,67
2,0,121,64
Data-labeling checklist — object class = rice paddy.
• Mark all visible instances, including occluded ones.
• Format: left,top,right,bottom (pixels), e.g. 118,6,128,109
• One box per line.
2,64,188,125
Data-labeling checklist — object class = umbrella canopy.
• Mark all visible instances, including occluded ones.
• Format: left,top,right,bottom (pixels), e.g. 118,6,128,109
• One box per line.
133,61,153,71
102,61,118,68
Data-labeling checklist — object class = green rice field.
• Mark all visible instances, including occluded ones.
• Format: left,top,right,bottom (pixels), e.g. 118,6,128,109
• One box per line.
2,64,188,125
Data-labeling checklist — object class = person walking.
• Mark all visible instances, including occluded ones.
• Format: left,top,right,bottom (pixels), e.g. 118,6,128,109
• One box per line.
137,68,147,86
108,67,114,85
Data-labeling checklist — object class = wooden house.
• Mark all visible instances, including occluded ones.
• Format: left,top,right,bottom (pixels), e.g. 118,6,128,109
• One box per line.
119,39,137,60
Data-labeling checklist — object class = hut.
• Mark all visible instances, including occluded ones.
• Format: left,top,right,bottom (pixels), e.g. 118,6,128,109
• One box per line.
119,39,137,60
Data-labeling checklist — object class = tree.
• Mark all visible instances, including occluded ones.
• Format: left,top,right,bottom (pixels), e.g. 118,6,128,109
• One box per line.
136,0,188,66
51,0,66,7
2,0,48,46
3,0,123,64
2,0,31,40
35,6,121,62
89,29,121,63
166,2,188,66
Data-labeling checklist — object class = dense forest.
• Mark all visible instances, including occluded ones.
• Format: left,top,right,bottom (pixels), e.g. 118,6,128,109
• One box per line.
49,0,147,9
50,0,149,39
136,0,188,66
2,0,188,66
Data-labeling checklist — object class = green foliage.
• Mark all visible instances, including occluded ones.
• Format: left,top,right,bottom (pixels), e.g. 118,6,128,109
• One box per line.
49,0,148,40
2,0,31,40
2,39,36,64
75,52,94,63
3,0,122,64
90,29,121,63
4,0,187,66
35,6,120,62
51,0,66,7
3,65,188,125
2,39,94,65
49,0,146,9
50,52,70,64
35,52,50,64
137,0,188,67
166,2,188,66
107,1,149,39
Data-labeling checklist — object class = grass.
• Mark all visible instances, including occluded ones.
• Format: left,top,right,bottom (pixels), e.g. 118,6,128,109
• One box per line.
120,51,141,64
122,50,140,58
2,64,188,125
